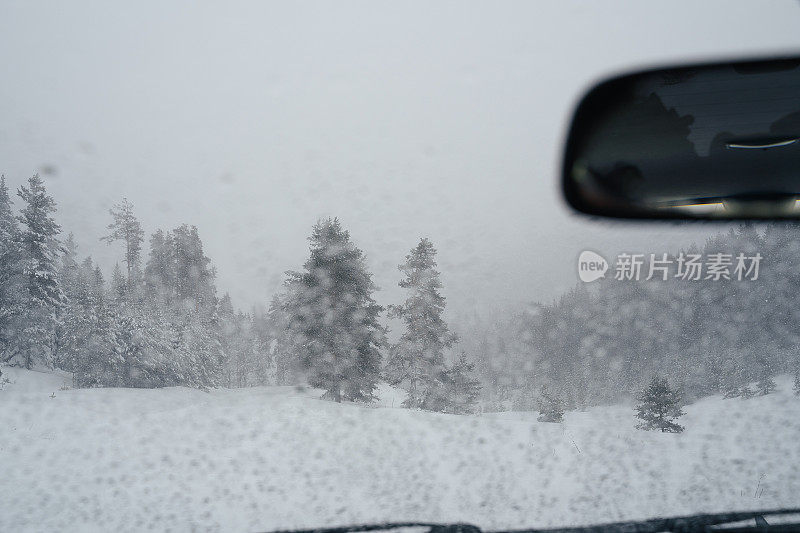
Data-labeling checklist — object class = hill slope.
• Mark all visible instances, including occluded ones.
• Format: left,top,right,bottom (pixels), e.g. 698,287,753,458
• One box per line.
1,366,799,532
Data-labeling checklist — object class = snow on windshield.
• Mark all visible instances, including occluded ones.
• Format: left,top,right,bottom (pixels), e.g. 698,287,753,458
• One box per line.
2,1,800,532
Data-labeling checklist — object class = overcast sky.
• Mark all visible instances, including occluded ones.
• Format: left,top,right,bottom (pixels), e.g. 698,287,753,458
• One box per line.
2,1,800,321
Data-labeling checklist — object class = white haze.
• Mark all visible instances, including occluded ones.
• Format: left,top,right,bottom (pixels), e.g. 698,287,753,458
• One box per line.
1,1,800,319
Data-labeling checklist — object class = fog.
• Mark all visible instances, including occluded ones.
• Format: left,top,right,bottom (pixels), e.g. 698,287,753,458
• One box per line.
2,0,800,318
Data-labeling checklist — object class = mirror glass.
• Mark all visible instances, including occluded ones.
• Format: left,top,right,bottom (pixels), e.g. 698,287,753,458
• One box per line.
563,56,800,219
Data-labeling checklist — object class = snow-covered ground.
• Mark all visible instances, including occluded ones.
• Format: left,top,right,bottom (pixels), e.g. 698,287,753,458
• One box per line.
1,366,799,533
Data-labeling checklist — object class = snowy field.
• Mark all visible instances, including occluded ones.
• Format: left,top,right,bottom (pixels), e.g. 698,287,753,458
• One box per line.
1,367,799,533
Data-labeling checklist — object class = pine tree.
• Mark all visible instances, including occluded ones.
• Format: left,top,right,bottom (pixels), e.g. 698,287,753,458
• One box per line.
219,293,237,386
249,307,275,386
65,255,113,387
107,302,172,388
441,353,482,414
59,233,80,290
537,386,565,423
385,238,456,410
267,293,302,385
111,263,127,301
144,229,176,304
284,218,385,402
511,387,537,411
59,256,103,377
53,235,80,370
720,351,753,399
62,258,121,388
755,353,777,396
13,174,63,368
101,198,144,290
172,224,216,309
171,308,223,389
103,223,223,389
756,375,777,396
793,370,800,397
635,376,685,433
168,225,221,387
219,293,260,387
92,265,105,304
0,175,25,363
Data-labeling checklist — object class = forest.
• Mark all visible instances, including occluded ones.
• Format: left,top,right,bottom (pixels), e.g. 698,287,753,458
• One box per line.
0,174,480,413
2,173,799,417
470,223,800,411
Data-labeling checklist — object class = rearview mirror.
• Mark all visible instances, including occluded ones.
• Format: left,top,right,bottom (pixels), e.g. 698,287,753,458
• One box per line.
562,55,800,219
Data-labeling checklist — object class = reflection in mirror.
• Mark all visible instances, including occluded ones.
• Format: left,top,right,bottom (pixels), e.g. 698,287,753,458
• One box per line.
563,56,800,219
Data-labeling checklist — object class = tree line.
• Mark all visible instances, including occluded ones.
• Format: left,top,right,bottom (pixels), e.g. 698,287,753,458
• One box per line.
5,172,796,420
470,223,800,412
0,174,480,414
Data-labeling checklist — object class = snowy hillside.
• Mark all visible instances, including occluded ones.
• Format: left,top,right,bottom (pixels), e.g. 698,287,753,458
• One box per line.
1,366,799,533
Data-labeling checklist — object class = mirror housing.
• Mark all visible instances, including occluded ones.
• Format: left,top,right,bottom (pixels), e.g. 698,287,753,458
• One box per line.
562,55,800,219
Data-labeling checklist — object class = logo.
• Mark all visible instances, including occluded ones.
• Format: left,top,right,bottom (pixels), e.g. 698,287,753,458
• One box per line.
576,250,762,282
578,250,608,283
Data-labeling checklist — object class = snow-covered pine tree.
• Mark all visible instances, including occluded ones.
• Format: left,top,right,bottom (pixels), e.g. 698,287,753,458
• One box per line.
232,311,262,387
0,175,26,363
537,386,565,423
634,376,685,433
249,307,276,386
172,308,223,389
90,264,105,307
144,229,176,304
756,374,777,396
105,224,223,389
441,353,482,414
284,218,385,402
172,224,216,308
385,238,456,410
107,302,173,388
59,256,105,380
794,371,800,396
53,235,80,370
59,234,79,286
511,387,537,411
721,352,753,399
267,293,303,385
219,293,261,387
101,198,144,292
73,311,115,388
104,221,176,388
169,224,221,388
219,293,237,387
67,256,117,387
111,263,127,301
755,351,777,396
13,174,64,368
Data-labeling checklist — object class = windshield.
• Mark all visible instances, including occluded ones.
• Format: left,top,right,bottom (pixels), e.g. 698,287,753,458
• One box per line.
1,2,800,532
